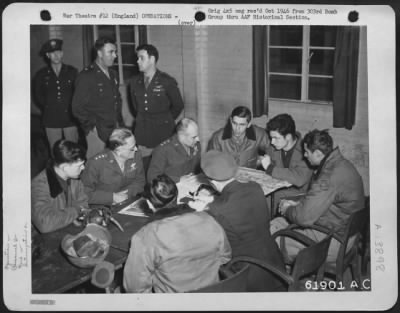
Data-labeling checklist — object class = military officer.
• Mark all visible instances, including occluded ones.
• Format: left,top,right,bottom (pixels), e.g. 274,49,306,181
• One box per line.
129,44,184,155
72,37,124,158
147,118,200,183
33,39,79,152
81,128,145,206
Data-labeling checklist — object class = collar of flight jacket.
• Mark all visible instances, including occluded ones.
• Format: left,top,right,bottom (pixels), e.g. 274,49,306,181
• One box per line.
46,165,67,199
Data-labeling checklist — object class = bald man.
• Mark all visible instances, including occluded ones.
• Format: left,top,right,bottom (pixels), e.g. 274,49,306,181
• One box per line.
147,118,201,183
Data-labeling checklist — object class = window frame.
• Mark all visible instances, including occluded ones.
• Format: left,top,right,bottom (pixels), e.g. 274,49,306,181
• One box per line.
267,25,336,105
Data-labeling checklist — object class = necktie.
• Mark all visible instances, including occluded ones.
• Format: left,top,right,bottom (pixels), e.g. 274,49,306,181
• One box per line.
144,76,150,89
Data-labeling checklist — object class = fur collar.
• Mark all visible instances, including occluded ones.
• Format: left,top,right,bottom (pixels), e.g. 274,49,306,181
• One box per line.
221,121,256,141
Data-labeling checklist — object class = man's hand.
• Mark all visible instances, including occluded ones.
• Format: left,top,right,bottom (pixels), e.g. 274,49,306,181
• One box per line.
179,173,195,184
278,199,299,215
113,190,129,204
260,154,271,170
188,194,214,212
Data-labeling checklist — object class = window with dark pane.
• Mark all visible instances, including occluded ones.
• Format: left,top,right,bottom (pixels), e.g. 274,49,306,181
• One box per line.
270,48,302,74
309,77,333,102
269,75,301,100
310,26,337,47
309,49,334,76
270,26,303,46
97,25,116,41
267,25,336,104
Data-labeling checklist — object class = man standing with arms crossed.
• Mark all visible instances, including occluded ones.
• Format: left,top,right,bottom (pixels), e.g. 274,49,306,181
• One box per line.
72,37,125,158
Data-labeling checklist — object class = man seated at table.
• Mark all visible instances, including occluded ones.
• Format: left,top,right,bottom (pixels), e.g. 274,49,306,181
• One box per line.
123,174,231,293
147,118,201,183
31,140,87,233
270,129,365,263
260,113,313,215
189,150,286,292
81,128,145,206
207,106,269,168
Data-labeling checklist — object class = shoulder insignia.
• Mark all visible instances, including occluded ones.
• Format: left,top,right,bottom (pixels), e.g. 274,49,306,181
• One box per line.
160,139,171,146
319,179,330,191
94,153,107,160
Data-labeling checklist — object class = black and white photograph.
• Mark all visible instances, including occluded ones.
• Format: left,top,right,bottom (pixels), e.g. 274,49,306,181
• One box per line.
2,3,397,311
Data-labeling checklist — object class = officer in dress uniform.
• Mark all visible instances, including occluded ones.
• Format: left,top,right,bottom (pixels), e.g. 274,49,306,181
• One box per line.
81,128,145,206
147,118,200,183
33,39,79,152
72,37,124,158
129,44,184,156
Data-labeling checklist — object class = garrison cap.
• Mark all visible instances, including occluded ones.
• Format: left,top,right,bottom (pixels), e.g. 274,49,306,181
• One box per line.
201,150,238,181
40,39,63,56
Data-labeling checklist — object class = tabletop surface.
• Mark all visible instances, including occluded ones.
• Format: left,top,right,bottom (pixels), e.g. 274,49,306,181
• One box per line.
31,169,290,294
32,204,148,294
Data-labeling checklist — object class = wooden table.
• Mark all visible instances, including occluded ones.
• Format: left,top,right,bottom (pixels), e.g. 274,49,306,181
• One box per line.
32,204,148,294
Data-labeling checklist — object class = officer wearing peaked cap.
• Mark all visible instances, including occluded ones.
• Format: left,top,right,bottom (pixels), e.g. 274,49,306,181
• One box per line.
72,37,125,158
33,38,79,153
147,118,201,183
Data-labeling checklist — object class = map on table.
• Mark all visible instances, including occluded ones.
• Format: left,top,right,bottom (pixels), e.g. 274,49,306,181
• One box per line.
235,167,292,195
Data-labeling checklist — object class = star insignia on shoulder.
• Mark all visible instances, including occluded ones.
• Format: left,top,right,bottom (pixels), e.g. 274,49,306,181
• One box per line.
160,139,170,146
94,153,107,160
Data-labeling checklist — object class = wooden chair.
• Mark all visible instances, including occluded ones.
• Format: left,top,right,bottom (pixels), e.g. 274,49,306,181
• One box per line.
276,208,368,289
228,234,332,291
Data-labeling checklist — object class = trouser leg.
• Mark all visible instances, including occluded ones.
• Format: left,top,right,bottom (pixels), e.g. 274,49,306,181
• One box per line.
63,126,79,143
45,128,62,154
86,127,105,158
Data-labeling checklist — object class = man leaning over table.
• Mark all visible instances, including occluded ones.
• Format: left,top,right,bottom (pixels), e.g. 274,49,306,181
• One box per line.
147,117,201,183
31,140,87,234
81,128,145,206
188,150,286,292
270,129,365,264
260,113,313,216
207,106,269,168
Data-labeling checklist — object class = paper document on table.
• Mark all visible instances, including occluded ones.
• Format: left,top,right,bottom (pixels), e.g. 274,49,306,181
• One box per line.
235,167,292,195
117,198,149,217
176,174,208,203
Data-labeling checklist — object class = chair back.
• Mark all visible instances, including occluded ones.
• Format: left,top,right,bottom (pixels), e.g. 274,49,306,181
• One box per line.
290,234,332,290
188,263,250,293
335,208,368,277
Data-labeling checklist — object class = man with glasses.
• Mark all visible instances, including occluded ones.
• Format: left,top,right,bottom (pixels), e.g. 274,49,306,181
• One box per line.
207,106,269,169
81,128,145,205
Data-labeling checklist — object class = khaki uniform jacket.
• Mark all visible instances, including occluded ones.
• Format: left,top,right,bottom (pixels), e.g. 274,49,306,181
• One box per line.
129,70,184,148
286,148,365,238
31,167,87,233
123,207,231,293
72,63,124,142
147,135,201,183
207,124,269,169
81,149,146,205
